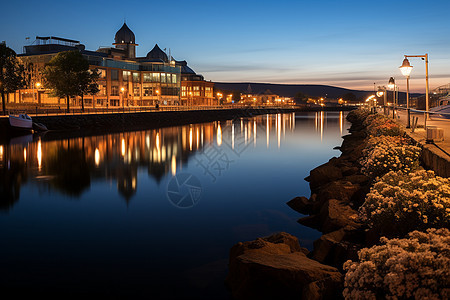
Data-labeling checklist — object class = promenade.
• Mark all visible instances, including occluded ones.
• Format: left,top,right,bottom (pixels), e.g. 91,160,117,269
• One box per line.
383,107,450,177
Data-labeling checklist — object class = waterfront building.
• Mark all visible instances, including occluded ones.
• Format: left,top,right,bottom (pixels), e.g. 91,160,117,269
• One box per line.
13,22,215,108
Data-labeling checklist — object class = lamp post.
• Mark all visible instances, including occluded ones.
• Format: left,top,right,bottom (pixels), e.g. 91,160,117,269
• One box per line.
121,87,125,109
377,86,387,115
401,54,429,121
156,89,160,108
388,77,397,118
399,58,413,127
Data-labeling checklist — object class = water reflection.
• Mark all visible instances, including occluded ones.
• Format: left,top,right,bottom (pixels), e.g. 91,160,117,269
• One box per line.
0,112,345,211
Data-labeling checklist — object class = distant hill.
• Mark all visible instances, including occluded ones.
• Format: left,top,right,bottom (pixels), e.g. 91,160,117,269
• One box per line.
214,82,422,102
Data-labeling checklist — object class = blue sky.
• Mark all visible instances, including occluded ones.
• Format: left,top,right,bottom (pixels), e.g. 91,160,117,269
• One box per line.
2,0,450,92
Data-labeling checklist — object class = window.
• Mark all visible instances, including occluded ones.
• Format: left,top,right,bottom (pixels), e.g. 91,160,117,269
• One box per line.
160,73,166,83
181,86,186,97
166,73,172,84
98,69,106,78
205,87,213,97
111,85,119,96
123,71,131,81
133,72,140,83
133,84,140,96
96,98,105,105
152,73,160,82
98,84,106,96
172,74,177,84
111,69,119,81
143,84,153,97
193,86,200,97
143,73,152,82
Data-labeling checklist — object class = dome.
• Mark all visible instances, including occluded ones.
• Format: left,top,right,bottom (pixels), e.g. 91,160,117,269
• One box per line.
115,22,135,44
146,44,168,62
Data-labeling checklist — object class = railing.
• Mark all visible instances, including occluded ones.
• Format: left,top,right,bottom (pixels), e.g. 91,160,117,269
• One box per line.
381,105,450,132
3,104,298,117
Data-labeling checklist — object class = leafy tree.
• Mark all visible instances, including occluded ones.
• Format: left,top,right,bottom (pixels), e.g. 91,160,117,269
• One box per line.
0,43,26,115
43,50,98,112
77,69,100,111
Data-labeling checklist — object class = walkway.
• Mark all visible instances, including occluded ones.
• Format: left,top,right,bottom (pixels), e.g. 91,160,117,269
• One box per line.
382,107,450,177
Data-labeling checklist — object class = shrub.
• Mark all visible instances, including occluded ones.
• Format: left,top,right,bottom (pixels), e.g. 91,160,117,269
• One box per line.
364,114,403,137
347,108,370,123
359,139,421,179
360,170,450,236
343,228,450,300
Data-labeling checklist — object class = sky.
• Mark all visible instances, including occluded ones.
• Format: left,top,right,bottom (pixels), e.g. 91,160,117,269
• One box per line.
1,0,450,93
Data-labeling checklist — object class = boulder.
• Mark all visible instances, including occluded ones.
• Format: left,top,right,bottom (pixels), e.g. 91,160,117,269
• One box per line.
287,196,313,215
226,232,343,300
312,180,360,213
307,159,343,191
319,199,361,233
311,227,362,267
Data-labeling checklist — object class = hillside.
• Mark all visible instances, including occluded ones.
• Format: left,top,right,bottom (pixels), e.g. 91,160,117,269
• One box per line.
214,82,421,102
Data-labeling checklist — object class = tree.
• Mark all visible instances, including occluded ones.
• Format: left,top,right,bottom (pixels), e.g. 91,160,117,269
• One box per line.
0,43,26,115
77,69,100,112
43,50,98,112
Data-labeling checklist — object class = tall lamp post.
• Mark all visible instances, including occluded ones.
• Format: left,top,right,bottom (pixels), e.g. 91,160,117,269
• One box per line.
401,54,429,121
399,58,413,127
388,77,397,118
377,86,387,115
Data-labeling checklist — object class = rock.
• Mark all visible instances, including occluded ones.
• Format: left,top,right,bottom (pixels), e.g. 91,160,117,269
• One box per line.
319,199,361,233
344,174,370,185
307,159,343,190
287,196,312,215
312,180,360,213
226,232,343,300
312,228,347,264
297,214,321,230
341,166,359,176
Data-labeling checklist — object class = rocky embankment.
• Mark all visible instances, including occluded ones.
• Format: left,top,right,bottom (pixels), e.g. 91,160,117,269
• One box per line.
226,112,371,299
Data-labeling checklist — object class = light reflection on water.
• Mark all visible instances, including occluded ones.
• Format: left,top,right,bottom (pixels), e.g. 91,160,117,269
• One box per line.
0,112,348,298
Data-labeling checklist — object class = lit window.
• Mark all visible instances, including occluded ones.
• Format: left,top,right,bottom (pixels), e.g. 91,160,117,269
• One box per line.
111,85,119,96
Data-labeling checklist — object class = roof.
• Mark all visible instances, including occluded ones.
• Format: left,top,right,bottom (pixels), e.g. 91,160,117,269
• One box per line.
114,22,135,44
146,44,168,62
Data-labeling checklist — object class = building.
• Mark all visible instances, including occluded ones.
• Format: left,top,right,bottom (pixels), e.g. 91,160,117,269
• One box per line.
14,22,215,108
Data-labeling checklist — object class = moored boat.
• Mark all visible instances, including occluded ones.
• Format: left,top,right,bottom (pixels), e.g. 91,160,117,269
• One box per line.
9,114,33,130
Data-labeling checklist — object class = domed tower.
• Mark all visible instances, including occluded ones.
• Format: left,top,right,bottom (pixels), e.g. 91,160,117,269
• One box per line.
113,22,138,59
146,44,169,63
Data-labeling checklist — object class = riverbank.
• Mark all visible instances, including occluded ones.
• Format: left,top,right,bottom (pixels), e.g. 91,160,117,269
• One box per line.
0,106,355,141
226,109,450,299
226,110,369,299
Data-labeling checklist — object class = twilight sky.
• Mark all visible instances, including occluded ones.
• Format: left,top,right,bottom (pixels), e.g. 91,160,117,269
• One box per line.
1,0,450,93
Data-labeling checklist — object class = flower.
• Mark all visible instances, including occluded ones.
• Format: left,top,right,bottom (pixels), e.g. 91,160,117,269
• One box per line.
343,228,450,300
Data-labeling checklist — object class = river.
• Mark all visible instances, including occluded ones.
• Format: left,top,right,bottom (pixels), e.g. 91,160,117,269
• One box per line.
0,111,349,299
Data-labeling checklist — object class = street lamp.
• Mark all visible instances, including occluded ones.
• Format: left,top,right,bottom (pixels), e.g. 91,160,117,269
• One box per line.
399,58,413,127
401,54,429,121
156,89,160,107
388,77,397,118
120,87,125,108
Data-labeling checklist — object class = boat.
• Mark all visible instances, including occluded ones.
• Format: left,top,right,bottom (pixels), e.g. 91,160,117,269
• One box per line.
430,97,450,119
9,114,33,130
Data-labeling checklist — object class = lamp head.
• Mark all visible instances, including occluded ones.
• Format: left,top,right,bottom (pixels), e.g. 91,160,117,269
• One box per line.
388,77,396,89
399,58,413,77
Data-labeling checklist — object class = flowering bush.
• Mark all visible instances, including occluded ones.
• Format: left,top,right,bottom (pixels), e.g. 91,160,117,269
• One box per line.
347,108,370,123
360,170,450,236
364,114,403,137
359,138,421,178
343,228,450,300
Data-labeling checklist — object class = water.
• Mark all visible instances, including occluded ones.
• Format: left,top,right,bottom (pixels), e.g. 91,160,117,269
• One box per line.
0,111,349,299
